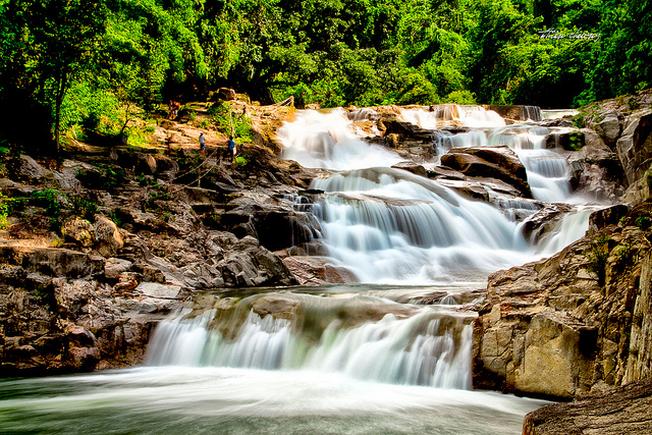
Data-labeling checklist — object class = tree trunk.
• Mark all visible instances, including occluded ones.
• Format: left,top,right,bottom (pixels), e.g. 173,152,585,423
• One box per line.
53,72,68,158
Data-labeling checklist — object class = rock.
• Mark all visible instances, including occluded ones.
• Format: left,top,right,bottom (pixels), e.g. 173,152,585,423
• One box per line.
136,154,158,175
567,130,626,201
0,241,104,278
523,379,652,434
544,130,585,150
8,154,52,184
520,204,572,243
391,161,428,177
616,110,652,186
216,87,237,101
221,191,322,251
216,234,297,287
283,256,357,286
593,111,623,148
440,146,531,197
94,215,124,257
136,282,182,299
104,258,134,280
61,217,95,248
588,204,629,231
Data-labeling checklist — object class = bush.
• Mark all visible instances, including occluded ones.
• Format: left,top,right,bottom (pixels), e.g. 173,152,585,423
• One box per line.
587,233,610,286
208,102,253,142
31,188,65,229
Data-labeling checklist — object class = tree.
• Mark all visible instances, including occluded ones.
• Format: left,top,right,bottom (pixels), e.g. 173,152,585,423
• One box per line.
0,0,108,155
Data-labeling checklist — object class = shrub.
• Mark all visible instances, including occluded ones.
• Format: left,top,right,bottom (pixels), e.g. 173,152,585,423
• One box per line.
587,233,610,286
31,188,65,229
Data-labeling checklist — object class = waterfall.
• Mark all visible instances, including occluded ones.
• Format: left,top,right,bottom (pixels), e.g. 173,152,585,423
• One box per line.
404,108,575,203
146,295,474,389
312,167,530,283
278,109,402,170
275,108,597,283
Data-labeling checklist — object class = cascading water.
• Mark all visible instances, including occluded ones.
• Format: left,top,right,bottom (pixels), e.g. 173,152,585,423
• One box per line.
146,294,474,389
311,168,530,283
0,105,568,435
279,107,592,284
278,108,402,170
404,106,576,203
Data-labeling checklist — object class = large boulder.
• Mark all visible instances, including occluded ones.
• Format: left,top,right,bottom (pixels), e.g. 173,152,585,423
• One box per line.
283,256,357,286
591,110,624,149
567,129,626,201
8,154,53,184
93,215,124,257
440,146,531,197
216,234,297,287
61,217,95,248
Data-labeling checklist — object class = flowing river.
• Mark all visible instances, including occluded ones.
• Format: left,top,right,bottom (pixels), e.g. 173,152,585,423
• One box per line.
0,104,600,434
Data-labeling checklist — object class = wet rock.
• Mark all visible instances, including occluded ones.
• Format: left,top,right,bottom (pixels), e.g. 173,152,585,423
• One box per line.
544,130,585,150
440,146,531,197
94,215,124,257
391,161,428,177
283,256,357,286
61,217,95,248
520,204,572,243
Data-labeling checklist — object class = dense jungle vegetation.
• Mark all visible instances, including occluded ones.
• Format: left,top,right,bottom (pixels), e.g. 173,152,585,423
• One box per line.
0,0,650,152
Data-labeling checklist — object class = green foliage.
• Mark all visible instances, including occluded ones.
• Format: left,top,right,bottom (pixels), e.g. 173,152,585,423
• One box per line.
70,196,98,221
209,103,253,142
31,188,65,229
635,216,651,231
587,233,610,287
0,192,11,230
0,0,650,144
234,155,249,168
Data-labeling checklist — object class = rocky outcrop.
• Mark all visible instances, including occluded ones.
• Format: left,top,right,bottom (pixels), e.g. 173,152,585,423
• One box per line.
473,203,652,399
616,110,652,186
567,129,626,201
440,146,531,197
0,242,179,375
523,379,652,434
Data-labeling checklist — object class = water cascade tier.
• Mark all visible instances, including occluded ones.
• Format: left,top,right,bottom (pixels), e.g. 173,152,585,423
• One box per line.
146,292,473,388
400,107,576,203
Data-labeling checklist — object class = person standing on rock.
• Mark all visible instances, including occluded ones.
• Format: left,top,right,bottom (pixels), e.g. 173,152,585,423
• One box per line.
199,132,206,156
228,136,236,162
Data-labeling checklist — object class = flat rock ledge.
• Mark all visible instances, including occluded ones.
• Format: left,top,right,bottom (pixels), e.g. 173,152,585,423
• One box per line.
523,379,652,435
